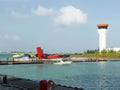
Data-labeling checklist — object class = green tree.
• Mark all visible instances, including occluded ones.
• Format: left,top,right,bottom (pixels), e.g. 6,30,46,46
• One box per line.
101,49,107,53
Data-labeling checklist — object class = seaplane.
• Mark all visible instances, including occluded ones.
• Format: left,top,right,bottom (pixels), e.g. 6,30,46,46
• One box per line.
36,47,72,65
12,47,72,65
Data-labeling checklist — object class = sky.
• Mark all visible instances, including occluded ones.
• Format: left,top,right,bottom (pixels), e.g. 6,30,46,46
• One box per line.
0,0,120,53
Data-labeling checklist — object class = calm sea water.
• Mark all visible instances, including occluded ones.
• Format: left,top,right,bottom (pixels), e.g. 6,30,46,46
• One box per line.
0,54,13,60
0,54,120,90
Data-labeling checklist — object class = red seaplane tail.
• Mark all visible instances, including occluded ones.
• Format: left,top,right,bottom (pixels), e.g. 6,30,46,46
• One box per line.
36,47,44,60
36,47,63,60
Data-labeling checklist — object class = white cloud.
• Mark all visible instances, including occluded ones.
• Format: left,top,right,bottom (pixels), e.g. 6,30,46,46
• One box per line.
0,34,21,41
54,6,87,25
10,5,87,25
32,6,54,16
11,11,30,18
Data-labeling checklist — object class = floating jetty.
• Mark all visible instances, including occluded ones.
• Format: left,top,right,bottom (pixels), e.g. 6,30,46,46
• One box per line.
1,57,120,65
0,60,43,65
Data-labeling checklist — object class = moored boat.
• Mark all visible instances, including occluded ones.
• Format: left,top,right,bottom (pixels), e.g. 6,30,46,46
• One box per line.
53,59,72,65
12,53,34,62
43,58,72,65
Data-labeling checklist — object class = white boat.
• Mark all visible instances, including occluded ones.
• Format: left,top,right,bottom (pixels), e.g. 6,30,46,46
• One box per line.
53,59,72,65
51,58,72,65
43,58,72,65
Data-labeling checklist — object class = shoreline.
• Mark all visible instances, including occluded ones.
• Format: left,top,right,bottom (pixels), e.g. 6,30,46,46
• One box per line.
0,74,84,90
0,57,120,65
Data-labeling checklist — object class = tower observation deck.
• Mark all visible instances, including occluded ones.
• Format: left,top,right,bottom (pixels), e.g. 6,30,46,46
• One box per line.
97,24,108,29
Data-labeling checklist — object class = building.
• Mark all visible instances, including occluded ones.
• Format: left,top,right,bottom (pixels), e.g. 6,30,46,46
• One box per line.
97,24,108,52
97,24,120,52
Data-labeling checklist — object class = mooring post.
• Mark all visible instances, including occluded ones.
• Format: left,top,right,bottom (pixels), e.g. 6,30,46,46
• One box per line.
3,75,7,84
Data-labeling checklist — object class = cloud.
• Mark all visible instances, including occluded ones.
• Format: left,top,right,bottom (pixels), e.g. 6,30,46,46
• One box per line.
10,5,87,25
0,34,21,41
11,11,30,18
54,6,87,25
32,6,54,16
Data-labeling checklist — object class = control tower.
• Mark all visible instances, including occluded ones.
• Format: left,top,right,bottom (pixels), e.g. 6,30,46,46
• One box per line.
97,24,108,52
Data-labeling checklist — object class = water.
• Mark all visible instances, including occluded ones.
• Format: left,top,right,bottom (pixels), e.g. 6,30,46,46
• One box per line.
0,54,120,90
0,54,13,61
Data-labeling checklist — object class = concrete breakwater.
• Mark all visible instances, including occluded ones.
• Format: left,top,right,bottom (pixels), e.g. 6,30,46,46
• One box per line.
71,57,120,62
0,74,84,90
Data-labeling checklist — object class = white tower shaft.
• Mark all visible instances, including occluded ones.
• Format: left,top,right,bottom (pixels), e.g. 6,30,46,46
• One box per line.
98,29,107,52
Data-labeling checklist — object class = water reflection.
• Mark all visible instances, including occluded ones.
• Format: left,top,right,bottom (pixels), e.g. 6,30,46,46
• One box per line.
97,62,107,90
37,64,43,69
